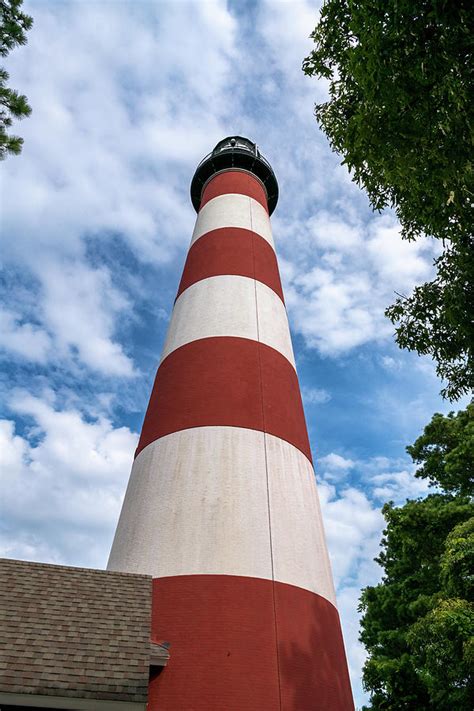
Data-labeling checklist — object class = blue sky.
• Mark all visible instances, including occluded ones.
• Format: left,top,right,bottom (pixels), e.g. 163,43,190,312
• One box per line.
0,1,467,707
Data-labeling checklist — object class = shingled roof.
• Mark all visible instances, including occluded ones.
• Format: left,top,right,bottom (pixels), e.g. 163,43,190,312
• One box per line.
0,558,169,710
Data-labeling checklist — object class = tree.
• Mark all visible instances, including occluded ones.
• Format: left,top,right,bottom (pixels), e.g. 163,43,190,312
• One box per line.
407,401,474,496
359,405,474,709
441,517,474,600
0,0,33,159
407,597,474,710
303,0,474,400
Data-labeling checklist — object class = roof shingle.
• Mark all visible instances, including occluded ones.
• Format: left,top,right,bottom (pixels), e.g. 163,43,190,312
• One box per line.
0,558,153,703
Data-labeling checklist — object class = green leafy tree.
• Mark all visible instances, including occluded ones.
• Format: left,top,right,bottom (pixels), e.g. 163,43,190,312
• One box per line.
0,0,33,158
407,401,474,496
303,0,474,401
441,518,474,600
407,598,474,710
359,405,474,709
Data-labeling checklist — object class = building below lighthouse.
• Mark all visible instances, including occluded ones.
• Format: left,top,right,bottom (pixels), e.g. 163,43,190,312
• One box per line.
108,136,354,710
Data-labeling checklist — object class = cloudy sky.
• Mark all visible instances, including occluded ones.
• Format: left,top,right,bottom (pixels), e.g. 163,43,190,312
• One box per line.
0,1,467,706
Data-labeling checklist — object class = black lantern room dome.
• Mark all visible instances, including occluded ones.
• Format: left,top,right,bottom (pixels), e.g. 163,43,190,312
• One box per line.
190,136,279,215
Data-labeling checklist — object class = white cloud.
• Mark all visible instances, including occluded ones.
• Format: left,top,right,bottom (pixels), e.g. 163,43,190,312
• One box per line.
319,452,354,472
380,354,402,371
302,386,331,404
258,0,322,84
0,308,52,363
40,260,135,377
318,451,432,503
309,212,363,251
283,214,437,356
319,482,383,589
0,393,137,567
366,224,437,292
0,419,29,473
371,468,431,503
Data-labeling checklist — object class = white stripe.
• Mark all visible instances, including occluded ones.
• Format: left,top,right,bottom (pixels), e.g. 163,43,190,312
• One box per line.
107,426,336,605
161,275,295,368
191,194,274,248
108,427,273,582
266,432,336,605
255,280,295,366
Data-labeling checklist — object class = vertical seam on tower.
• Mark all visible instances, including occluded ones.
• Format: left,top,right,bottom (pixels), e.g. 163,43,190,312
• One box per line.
249,196,282,711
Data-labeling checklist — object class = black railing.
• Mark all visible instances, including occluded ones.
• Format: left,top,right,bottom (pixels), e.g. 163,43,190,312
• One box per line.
190,136,279,215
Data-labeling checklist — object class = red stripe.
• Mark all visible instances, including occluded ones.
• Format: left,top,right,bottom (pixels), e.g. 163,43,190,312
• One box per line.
275,580,354,710
177,228,284,302
200,170,269,212
148,575,354,711
136,337,311,462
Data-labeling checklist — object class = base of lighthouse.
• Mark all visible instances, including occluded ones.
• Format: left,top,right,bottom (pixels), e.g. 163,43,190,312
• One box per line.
148,575,353,711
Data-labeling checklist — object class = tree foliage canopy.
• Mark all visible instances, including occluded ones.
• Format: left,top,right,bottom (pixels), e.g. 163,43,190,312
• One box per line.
407,401,474,496
0,0,33,159
359,405,474,709
303,0,473,400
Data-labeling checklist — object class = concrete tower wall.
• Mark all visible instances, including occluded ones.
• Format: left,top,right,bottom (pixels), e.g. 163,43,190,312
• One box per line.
108,168,354,710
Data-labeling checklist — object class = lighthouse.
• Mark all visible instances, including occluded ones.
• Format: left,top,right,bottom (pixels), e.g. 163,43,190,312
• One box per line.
108,137,354,710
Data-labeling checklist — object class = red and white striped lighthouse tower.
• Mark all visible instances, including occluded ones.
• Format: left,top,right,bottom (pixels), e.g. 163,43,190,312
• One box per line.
108,137,354,710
